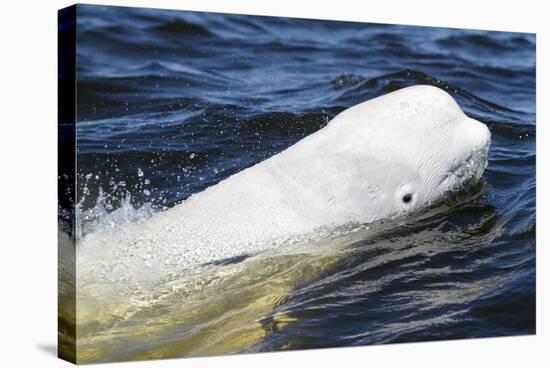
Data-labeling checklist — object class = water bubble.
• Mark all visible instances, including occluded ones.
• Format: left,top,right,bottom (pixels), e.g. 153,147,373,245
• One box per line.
144,179,151,185
137,168,144,177
189,153,196,159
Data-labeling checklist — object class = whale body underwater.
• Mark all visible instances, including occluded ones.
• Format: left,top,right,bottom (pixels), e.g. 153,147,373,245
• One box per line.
77,85,491,281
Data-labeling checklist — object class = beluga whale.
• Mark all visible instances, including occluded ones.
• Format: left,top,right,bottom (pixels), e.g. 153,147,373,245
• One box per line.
77,85,491,280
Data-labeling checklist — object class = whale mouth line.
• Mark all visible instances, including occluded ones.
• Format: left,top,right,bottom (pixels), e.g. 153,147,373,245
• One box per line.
438,143,490,194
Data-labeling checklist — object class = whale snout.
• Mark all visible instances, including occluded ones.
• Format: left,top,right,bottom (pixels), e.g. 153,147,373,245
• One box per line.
464,117,491,153
436,116,491,194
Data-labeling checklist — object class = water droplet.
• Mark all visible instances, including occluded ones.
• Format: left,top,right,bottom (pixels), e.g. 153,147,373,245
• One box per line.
137,168,144,177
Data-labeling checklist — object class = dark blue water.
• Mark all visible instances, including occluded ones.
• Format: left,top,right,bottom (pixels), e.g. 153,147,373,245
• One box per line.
70,4,535,361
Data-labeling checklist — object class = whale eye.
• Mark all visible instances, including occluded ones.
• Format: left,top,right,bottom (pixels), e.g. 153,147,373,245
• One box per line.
395,183,416,210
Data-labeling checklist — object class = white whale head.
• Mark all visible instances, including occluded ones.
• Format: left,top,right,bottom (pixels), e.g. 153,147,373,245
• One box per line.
318,85,491,221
